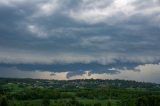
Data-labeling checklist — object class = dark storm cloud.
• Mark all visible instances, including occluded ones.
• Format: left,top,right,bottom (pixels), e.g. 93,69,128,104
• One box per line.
0,0,160,80
0,61,140,73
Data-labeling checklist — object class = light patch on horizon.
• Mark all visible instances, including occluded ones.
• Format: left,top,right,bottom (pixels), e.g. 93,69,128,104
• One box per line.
0,64,160,83
68,63,160,83
0,67,68,80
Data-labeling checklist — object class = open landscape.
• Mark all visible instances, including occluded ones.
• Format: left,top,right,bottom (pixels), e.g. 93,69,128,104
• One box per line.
0,0,160,106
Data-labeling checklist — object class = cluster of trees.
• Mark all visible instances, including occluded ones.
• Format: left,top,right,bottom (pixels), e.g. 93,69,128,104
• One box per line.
52,97,112,106
0,95,113,106
118,95,160,106
0,95,9,106
1,94,160,106
11,88,62,100
136,96,160,106
7,86,160,101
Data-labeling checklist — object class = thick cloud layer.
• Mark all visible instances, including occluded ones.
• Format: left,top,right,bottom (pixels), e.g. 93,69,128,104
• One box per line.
0,0,160,82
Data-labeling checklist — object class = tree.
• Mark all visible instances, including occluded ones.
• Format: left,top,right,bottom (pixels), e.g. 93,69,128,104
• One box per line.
107,101,112,106
0,96,9,106
94,102,101,106
42,98,50,106
136,97,147,106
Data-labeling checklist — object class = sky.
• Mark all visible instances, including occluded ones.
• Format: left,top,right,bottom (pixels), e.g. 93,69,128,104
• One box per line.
0,0,160,83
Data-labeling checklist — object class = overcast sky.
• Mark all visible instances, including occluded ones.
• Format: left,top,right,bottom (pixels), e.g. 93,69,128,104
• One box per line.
0,0,160,83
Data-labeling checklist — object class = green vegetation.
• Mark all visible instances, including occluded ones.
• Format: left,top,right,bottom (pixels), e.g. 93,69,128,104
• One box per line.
0,78,160,106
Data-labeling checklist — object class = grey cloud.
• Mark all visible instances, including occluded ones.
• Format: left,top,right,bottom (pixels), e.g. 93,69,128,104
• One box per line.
0,0,159,82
